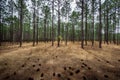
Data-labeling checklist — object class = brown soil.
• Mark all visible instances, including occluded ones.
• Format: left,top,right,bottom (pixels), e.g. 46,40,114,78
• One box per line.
0,42,120,80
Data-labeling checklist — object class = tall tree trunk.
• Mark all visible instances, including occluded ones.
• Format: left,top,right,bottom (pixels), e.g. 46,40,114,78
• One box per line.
36,2,39,45
85,2,87,45
19,0,23,47
92,0,94,46
28,17,31,42
57,0,60,47
62,17,64,41
52,0,54,46
50,24,51,41
117,6,120,45
44,15,46,43
109,16,112,43
33,2,36,46
10,0,14,44
46,21,48,42
72,23,75,43
114,5,117,44
99,0,102,48
65,25,68,45
17,3,20,43
106,2,109,44
36,16,39,44
11,0,14,44
115,3,119,45
81,0,84,49
0,7,2,46
112,15,116,44
104,9,106,44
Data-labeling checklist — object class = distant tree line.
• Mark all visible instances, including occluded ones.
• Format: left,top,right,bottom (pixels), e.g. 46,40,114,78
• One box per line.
0,0,120,48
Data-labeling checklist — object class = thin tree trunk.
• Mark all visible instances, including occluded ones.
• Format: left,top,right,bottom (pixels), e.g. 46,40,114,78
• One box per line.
19,0,23,47
49,23,52,41
81,0,84,49
62,17,64,41
104,9,106,44
36,17,39,44
117,6,120,45
36,2,39,44
44,13,46,43
0,8,2,46
65,25,68,45
114,5,117,44
72,23,75,43
17,13,19,43
109,16,112,43
92,0,94,46
113,14,116,44
57,0,60,47
28,18,31,42
85,2,87,45
99,0,102,48
52,0,54,46
46,21,48,42
106,2,109,44
11,0,14,44
115,4,119,45
33,1,36,46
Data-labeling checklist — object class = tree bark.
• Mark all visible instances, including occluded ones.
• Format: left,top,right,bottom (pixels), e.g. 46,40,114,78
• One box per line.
72,23,75,43
0,7,2,46
33,1,36,46
19,0,23,47
36,16,39,44
106,3,109,44
92,0,94,46
65,25,68,45
99,0,102,48
85,2,87,45
44,19,46,42
81,0,84,49
57,0,60,47
52,0,54,46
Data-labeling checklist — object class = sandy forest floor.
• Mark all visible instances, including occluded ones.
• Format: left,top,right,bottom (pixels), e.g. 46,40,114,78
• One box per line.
0,42,120,80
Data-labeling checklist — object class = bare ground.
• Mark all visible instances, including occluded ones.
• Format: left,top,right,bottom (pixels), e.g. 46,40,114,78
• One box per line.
0,42,120,80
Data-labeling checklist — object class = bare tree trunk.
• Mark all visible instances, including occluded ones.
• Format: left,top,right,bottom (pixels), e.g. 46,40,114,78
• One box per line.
92,0,94,46
0,8,2,46
52,0,54,46
104,9,106,44
19,0,23,47
115,4,119,45
28,17,31,42
109,16,112,43
36,2,39,45
113,16,116,44
44,19,46,42
65,25,68,45
49,25,52,41
117,6,120,45
85,2,87,45
33,1,36,46
106,3,109,44
46,21,48,42
81,0,84,49
114,5,117,44
11,0,14,44
72,23,75,43
36,17,39,44
57,0,60,47
62,17,64,41
99,0,102,48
